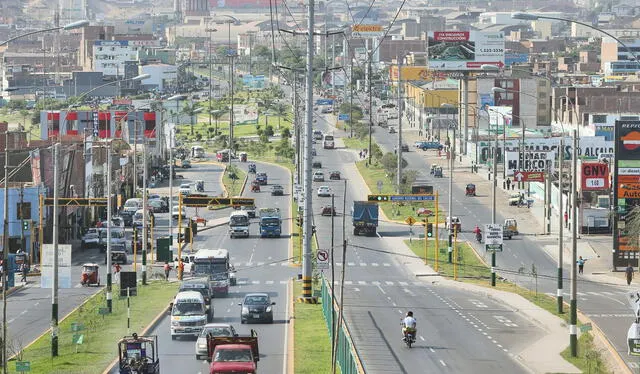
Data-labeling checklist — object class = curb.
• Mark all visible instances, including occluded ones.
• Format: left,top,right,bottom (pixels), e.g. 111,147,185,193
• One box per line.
209,160,229,197
0,284,25,299
576,309,632,374
286,278,295,374
13,287,104,360
101,301,171,374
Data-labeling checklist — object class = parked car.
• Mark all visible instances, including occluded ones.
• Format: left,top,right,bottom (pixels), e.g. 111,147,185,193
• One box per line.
329,171,341,180
313,171,325,182
317,186,331,197
148,199,168,213
271,185,284,196
401,144,409,152
239,293,275,324
312,161,322,168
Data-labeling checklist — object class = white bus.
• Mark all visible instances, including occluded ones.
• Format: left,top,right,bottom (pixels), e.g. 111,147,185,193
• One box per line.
191,145,205,158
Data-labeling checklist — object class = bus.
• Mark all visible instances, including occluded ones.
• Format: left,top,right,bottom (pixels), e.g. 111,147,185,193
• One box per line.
323,134,335,149
229,211,250,238
192,248,233,295
191,145,205,158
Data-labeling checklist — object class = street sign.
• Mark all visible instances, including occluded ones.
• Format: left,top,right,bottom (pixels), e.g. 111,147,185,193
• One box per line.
485,244,503,252
73,334,84,345
367,194,435,202
338,114,350,121
580,323,592,332
15,362,30,372
629,322,640,356
513,171,545,183
405,216,416,226
43,198,107,207
181,196,255,207
316,249,329,270
484,224,504,246
581,162,610,191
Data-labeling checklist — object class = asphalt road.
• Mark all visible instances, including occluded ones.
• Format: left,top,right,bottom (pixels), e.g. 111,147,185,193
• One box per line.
310,113,537,373
137,157,296,374
367,112,636,369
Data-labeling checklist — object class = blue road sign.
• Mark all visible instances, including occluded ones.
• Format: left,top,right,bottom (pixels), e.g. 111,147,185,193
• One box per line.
368,194,435,202
338,114,350,121
316,99,334,105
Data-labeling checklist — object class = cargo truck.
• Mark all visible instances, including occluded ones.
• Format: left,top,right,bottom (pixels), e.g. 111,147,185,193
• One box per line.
207,330,259,374
352,201,379,236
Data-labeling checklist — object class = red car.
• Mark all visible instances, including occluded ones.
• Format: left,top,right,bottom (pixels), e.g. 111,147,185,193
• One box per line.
321,205,337,216
329,171,341,180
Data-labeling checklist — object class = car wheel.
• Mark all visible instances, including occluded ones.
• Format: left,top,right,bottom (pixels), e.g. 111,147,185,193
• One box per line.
241,319,246,324
171,335,176,340
196,355,201,361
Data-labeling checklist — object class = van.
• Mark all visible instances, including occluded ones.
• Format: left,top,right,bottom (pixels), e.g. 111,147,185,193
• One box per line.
170,291,209,339
179,278,214,316
123,198,142,214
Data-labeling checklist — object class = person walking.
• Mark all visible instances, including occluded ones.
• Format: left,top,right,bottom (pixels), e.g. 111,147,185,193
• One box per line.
113,263,122,283
626,263,635,285
577,256,587,275
20,263,28,284
506,178,511,190
163,261,172,281
564,211,569,229
177,259,185,281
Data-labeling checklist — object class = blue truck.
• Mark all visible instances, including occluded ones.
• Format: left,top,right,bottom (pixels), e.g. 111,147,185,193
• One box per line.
259,208,282,238
352,201,379,236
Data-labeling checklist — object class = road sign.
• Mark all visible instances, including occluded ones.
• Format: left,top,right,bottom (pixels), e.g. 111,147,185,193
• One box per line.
181,196,255,207
73,334,84,345
629,322,640,356
485,244,503,252
581,162,610,191
580,323,592,332
405,216,416,226
484,224,504,246
15,362,30,372
367,194,435,202
513,171,545,183
43,198,107,207
338,113,350,121
316,249,329,270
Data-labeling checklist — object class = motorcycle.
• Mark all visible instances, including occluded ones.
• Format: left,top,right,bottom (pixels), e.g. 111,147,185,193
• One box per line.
475,231,482,243
401,321,416,348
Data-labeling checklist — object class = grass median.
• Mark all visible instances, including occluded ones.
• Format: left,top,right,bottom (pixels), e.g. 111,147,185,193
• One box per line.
293,281,338,374
222,165,247,197
405,238,609,373
9,281,179,374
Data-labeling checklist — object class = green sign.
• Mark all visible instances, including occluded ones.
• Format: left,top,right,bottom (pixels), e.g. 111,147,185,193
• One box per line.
485,244,503,252
98,307,109,316
71,322,84,332
313,290,321,298
73,334,84,345
15,361,30,372
580,323,592,332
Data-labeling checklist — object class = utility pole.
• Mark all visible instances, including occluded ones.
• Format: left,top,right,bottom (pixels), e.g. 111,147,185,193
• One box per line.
2,132,9,371
51,143,59,357
491,122,498,286
228,41,235,166
301,0,315,300
557,137,564,313
133,121,137,197
106,142,113,313
20,185,24,253
367,58,373,165
349,57,354,139
447,125,455,263
396,56,403,194
142,142,147,285
570,129,578,356
169,129,174,245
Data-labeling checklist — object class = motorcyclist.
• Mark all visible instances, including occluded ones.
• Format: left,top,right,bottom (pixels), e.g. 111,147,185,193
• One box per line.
402,311,417,341
473,225,482,242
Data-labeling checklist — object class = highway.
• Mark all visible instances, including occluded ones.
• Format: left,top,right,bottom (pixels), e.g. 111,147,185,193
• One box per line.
311,112,538,373
138,157,295,374
366,108,635,369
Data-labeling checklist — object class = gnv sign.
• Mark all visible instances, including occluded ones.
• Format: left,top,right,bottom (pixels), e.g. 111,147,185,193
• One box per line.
581,162,610,191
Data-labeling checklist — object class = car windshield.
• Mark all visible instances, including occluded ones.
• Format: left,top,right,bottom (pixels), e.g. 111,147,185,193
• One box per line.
172,302,204,316
214,349,252,362
262,218,279,226
124,201,139,207
230,216,249,225
244,296,268,305
112,231,124,239
211,272,228,281
200,326,232,337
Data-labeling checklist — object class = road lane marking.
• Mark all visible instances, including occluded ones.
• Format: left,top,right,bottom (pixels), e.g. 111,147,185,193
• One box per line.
358,281,366,285
348,262,355,266
377,285,386,294
265,281,274,285
359,263,367,267
251,280,260,284
353,287,360,292
439,360,446,367
280,280,288,284
385,281,393,285
383,263,391,267
371,281,380,286
429,348,435,353
399,281,408,286
371,263,379,266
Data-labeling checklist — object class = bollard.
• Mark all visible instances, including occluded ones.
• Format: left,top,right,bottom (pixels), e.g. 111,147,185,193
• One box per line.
488,172,491,180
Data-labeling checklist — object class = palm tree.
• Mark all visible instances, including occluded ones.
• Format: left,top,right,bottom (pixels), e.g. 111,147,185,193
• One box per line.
211,109,226,136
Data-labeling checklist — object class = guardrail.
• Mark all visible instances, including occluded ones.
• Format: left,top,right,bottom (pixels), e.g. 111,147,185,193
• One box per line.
320,277,365,374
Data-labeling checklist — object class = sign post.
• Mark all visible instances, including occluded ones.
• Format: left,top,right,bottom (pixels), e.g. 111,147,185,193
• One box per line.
316,249,329,270
484,224,503,252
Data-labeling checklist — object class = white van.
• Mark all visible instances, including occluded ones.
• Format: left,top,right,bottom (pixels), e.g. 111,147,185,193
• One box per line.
123,198,142,214
170,291,208,339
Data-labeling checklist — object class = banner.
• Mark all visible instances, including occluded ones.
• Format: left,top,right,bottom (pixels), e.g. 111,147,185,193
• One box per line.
505,151,555,176
427,31,505,71
233,103,258,125
40,244,72,289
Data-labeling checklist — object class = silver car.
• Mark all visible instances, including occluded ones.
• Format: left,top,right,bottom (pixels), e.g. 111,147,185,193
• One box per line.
194,323,237,360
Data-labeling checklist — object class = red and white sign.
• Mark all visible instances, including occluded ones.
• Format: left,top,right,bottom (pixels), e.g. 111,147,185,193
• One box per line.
582,162,610,191
513,171,545,182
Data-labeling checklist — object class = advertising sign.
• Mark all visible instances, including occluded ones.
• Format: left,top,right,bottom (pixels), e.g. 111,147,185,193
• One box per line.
613,120,640,269
40,244,72,289
505,151,555,176
513,171,545,182
484,224,504,247
389,66,448,81
427,31,505,71
581,162,610,191
629,322,640,356
233,103,258,125
242,75,265,90
351,24,384,38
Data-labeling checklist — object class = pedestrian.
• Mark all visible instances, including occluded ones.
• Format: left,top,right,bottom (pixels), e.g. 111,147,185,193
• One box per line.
113,263,122,282
626,263,635,285
20,263,27,283
506,178,511,190
577,256,587,275
164,261,172,281
359,150,363,159
564,211,569,229
178,259,185,281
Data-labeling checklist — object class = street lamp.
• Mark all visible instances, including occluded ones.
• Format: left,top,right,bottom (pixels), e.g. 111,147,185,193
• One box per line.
441,103,457,264
205,26,218,132
0,20,89,47
167,94,187,249
76,74,150,102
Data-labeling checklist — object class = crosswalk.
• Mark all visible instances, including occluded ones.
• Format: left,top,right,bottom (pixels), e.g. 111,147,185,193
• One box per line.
544,290,627,299
232,261,392,268
233,279,424,287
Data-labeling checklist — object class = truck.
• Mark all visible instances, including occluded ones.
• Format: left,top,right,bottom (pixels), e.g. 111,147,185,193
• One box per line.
259,208,282,238
207,330,259,374
352,201,379,236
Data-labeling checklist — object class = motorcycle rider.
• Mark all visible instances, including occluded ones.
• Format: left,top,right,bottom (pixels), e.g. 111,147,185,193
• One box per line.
473,225,482,242
402,311,417,341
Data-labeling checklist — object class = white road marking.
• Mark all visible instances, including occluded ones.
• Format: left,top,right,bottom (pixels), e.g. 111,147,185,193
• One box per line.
280,280,288,284
353,287,360,292
359,263,367,267
371,263,379,267
383,263,391,267
249,253,254,263
265,281,274,285
399,281,408,286
377,285,386,294
419,336,425,341
429,348,435,353
439,360,447,367
348,262,355,266
371,281,380,286
358,281,366,285
385,281,394,285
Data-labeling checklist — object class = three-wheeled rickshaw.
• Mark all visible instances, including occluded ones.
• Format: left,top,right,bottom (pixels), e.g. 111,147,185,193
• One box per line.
248,163,256,173
80,263,100,286
118,333,159,374
251,180,261,192
465,183,476,196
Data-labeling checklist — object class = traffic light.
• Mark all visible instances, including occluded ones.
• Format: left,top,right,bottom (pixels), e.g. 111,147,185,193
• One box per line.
296,216,302,227
22,221,29,231
426,223,433,237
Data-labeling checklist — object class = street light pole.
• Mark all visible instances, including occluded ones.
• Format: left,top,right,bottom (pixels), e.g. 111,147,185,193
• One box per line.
570,129,578,356
2,132,9,370
106,141,113,313
51,143,60,356
396,57,403,194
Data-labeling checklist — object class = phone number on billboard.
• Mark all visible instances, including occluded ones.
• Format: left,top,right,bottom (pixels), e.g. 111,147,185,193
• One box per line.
479,48,504,53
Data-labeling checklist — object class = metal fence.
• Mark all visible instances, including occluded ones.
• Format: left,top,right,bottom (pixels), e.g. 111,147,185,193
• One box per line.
321,277,365,374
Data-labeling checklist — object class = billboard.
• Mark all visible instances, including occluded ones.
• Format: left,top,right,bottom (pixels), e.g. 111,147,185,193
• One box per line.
233,103,258,125
41,244,72,289
389,66,448,81
352,25,384,38
613,120,640,269
242,75,265,90
505,150,555,176
427,31,505,71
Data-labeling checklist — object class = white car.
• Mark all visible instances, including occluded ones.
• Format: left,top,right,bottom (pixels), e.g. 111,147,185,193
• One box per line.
172,206,187,220
313,171,325,182
179,183,191,195
317,186,331,197
195,323,237,360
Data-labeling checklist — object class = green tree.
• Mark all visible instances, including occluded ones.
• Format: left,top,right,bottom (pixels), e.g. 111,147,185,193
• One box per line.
273,102,288,129
281,128,291,138
264,125,275,137
182,102,201,136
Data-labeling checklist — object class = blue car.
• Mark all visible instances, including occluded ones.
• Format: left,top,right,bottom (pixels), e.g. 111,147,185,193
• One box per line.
417,141,444,151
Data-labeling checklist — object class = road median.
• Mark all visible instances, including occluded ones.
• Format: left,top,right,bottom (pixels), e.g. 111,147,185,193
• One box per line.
7,281,178,374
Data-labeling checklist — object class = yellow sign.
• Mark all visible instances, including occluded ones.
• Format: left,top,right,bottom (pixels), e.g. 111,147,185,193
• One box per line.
352,25,383,32
389,66,447,82
405,216,416,226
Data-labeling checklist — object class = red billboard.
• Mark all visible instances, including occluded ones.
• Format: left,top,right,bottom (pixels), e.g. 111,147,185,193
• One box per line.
581,162,610,191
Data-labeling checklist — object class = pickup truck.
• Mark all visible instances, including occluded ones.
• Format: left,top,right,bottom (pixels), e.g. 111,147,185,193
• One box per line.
207,330,259,374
